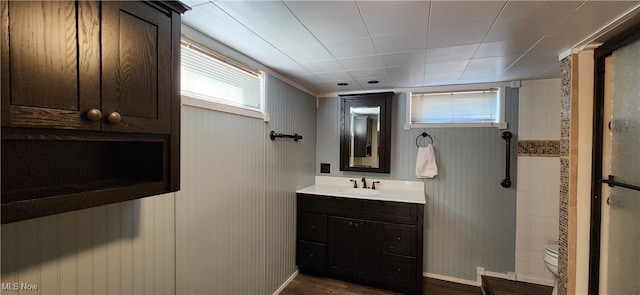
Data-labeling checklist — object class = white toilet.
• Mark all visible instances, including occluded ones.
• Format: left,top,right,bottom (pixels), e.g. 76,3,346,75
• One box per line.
544,243,559,295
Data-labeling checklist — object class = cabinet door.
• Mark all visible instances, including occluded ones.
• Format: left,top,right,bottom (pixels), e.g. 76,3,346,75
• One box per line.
352,219,380,281
101,1,172,134
1,1,101,130
327,216,355,276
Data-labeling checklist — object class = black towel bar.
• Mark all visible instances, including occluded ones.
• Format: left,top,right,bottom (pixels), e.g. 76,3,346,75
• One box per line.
601,175,640,192
270,130,302,142
501,131,513,188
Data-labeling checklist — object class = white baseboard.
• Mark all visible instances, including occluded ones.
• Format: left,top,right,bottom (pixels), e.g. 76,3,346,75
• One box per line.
424,272,481,287
273,270,299,295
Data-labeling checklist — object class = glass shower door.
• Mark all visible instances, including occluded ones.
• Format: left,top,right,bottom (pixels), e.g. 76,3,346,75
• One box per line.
600,37,640,295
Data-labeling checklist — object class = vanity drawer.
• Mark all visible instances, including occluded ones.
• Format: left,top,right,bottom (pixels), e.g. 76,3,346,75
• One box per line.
300,213,327,243
383,223,416,256
297,241,326,272
381,253,416,288
298,194,418,224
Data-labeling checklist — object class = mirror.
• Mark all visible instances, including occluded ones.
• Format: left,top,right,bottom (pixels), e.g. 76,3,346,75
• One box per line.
340,92,393,173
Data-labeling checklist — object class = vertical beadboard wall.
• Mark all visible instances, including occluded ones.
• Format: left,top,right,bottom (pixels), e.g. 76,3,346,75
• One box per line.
1,193,176,295
264,76,317,292
176,106,267,295
176,74,316,294
316,89,518,281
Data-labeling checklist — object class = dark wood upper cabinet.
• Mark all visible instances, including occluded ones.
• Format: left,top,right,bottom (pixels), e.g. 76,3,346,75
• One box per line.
0,1,189,224
1,1,101,130
101,1,172,134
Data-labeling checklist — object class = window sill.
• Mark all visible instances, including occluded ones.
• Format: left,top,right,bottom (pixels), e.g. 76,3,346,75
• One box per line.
181,95,269,122
406,122,508,129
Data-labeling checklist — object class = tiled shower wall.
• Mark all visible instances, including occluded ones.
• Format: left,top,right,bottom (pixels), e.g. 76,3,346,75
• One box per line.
558,56,574,295
515,79,561,286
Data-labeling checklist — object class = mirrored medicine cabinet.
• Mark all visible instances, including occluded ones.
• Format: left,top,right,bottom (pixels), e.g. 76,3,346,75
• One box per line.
340,92,393,173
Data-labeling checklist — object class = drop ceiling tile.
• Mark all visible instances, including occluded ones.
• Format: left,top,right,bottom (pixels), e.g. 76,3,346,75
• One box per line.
301,59,344,73
459,68,508,81
426,44,479,63
380,50,426,67
314,71,354,83
358,1,430,36
427,22,494,48
552,1,639,37
373,31,428,54
330,82,364,93
508,54,558,71
484,1,583,42
526,34,577,56
429,1,506,28
283,1,370,43
280,44,334,63
356,77,392,89
425,60,469,74
466,56,519,71
214,1,319,49
386,64,425,87
474,38,539,58
348,67,388,80
535,63,562,80
424,72,463,86
337,55,383,71
324,38,377,59
182,4,249,36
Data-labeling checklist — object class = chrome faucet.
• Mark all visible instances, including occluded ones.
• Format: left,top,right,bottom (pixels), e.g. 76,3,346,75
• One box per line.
361,177,368,189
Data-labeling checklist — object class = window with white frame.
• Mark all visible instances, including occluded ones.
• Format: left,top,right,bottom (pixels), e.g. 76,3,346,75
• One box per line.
409,88,506,128
180,37,265,118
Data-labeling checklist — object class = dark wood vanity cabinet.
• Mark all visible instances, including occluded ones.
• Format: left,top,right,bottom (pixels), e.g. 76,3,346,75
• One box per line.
0,1,188,223
297,194,424,294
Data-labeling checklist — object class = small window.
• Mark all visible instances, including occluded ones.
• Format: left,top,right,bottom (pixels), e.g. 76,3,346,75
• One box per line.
409,88,506,128
180,37,265,117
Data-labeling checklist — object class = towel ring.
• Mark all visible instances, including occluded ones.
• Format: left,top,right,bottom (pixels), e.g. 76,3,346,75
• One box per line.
416,132,433,147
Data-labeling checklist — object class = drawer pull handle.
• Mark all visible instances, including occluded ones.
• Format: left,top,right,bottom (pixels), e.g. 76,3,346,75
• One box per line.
86,109,102,121
396,236,401,241
397,267,401,272
309,254,314,258
349,221,353,226
311,225,316,229
107,112,122,124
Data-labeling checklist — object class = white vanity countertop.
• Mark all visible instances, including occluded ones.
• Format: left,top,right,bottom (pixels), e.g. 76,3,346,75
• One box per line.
296,176,426,204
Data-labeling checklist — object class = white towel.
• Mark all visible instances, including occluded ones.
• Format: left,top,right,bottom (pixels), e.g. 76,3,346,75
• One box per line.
416,144,438,178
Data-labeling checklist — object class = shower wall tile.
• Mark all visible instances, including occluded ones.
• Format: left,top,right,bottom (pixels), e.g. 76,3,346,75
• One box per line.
516,78,562,286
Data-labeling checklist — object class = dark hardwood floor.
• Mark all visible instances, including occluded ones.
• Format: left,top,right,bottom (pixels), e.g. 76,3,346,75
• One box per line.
279,273,482,295
482,276,553,295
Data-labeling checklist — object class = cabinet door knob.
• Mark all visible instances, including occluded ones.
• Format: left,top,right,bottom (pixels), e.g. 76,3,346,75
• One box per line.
107,112,122,124
311,225,316,229
86,109,102,121
397,267,401,272
349,221,353,226
396,236,402,242
309,254,314,258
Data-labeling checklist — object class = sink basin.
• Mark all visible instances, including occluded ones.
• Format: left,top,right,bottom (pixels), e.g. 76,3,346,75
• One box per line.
340,188,381,196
